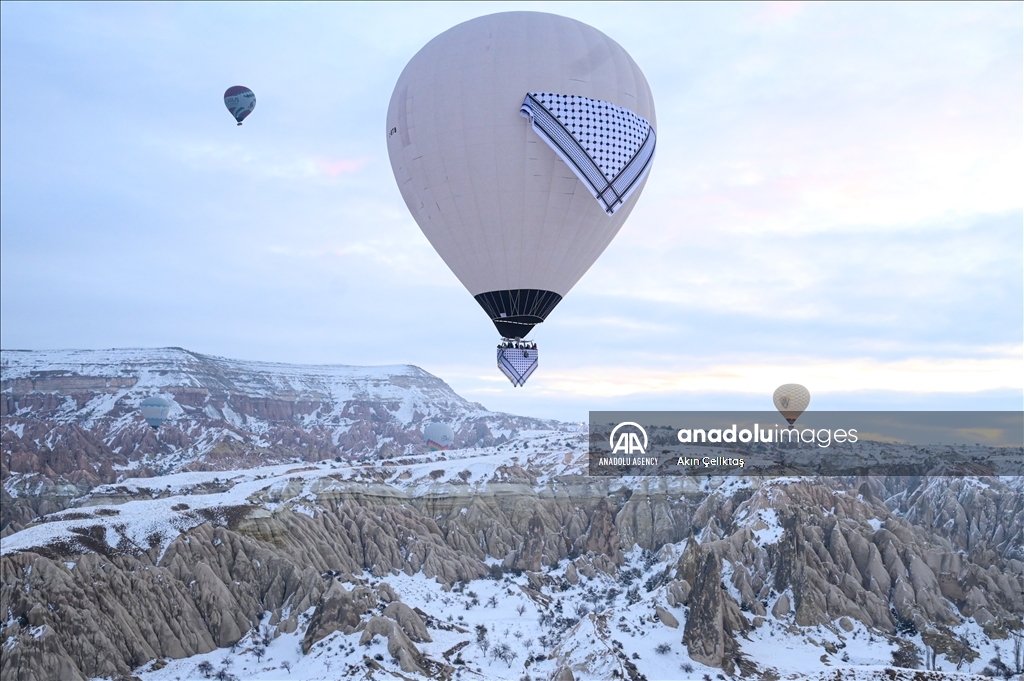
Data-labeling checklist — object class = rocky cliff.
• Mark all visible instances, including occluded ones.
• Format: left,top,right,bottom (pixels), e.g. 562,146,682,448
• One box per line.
1,348,551,538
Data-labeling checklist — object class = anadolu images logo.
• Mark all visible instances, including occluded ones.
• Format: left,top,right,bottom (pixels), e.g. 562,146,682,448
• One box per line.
610,422,648,455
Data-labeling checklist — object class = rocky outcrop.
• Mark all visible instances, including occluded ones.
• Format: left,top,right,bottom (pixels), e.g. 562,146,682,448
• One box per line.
301,582,376,652
506,511,545,572
666,579,690,606
358,616,443,676
376,581,398,603
772,592,791,618
668,476,1024,671
584,498,621,567
655,606,678,628
682,552,741,673
0,621,88,681
565,562,579,585
555,667,575,681
1,514,338,680
2,521,267,674
895,476,1024,563
614,480,690,551
0,478,626,680
383,602,431,643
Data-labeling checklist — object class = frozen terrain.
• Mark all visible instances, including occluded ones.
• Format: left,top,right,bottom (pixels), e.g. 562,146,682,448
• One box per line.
2,349,1022,680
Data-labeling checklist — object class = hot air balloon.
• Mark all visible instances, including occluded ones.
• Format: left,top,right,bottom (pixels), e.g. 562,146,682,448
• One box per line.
140,396,172,430
386,12,656,387
224,86,256,125
423,422,455,451
773,384,810,428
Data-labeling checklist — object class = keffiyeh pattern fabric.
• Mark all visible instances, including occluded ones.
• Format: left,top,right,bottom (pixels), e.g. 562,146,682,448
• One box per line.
520,93,656,215
497,346,538,387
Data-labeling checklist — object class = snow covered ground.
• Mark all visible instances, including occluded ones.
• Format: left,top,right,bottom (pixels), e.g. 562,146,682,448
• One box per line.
4,429,1014,679
1,430,585,560
2,347,537,473
119,546,1010,681
3,350,1020,680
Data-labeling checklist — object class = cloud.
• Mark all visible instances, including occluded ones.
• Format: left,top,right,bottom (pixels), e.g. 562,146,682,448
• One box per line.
315,157,370,177
750,2,807,26
576,212,1021,336
158,137,372,183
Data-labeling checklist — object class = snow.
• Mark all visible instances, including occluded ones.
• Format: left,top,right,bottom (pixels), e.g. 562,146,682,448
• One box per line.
0,428,582,561
2,348,576,483
10,458,1022,681
4,422,25,438
744,507,783,545
6,349,1022,680
2,463,329,558
0,347,499,435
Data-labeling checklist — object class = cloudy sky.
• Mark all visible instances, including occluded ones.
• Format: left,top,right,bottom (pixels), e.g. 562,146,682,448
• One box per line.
2,2,1021,421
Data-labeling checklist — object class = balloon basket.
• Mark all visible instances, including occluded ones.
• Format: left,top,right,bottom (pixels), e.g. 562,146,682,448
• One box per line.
497,339,538,387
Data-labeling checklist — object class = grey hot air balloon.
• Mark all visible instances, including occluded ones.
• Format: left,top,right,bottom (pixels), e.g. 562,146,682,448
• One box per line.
386,12,657,387
423,422,455,451
224,86,256,125
773,384,810,428
140,396,172,430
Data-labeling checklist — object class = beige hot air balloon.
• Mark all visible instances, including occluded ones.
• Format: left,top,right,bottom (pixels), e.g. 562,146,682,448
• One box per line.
386,11,656,387
773,384,810,428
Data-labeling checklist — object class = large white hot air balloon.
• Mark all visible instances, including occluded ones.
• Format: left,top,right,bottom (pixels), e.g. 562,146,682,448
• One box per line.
140,396,172,430
386,12,656,386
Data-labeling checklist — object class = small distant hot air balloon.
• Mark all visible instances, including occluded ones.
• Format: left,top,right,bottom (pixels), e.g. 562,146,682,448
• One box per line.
140,396,172,430
773,384,810,428
387,12,656,388
423,422,455,451
224,86,256,125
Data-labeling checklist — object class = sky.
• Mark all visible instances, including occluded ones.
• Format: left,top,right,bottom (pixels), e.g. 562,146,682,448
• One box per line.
1,2,1021,421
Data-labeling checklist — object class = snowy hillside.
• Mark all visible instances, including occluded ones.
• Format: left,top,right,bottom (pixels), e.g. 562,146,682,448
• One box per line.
1,347,555,533
2,347,476,419
1,347,526,462
2,348,1023,681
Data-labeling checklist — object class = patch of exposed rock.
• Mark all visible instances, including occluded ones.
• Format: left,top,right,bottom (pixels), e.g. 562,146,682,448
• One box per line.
300,582,376,652
681,551,745,673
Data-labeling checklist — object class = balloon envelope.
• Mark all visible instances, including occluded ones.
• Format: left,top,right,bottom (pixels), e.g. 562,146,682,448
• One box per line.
773,384,810,426
423,422,455,450
386,11,656,340
140,396,172,430
224,86,256,125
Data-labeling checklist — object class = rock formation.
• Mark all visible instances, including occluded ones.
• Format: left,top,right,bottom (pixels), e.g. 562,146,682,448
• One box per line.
2,349,1022,680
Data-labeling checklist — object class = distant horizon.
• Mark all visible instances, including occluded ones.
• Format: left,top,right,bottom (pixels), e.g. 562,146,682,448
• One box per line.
3,345,1019,423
